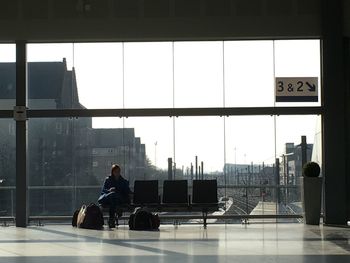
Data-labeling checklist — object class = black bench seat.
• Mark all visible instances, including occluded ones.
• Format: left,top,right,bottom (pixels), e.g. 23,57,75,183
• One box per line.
101,179,219,228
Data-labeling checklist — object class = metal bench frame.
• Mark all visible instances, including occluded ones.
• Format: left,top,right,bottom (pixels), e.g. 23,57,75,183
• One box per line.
101,180,219,229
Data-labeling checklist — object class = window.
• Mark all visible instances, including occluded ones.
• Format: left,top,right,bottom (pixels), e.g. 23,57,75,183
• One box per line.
19,40,323,220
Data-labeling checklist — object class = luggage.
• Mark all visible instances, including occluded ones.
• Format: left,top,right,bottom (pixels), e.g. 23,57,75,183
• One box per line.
129,207,160,231
73,203,104,230
77,205,87,227
72,209,80,227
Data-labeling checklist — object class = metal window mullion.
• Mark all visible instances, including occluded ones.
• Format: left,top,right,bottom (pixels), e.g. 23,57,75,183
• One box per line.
26,107,323,118
15,40,28,227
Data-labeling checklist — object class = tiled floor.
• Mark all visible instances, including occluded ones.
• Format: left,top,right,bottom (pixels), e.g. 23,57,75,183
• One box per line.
0,223,349,262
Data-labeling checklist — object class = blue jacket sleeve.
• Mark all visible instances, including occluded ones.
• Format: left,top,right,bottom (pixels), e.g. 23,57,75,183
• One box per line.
101,177,111,195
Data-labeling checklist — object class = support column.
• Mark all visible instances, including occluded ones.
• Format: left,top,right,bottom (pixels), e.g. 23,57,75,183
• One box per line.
322,0,347,225
346,39,350,222
15,41,28,227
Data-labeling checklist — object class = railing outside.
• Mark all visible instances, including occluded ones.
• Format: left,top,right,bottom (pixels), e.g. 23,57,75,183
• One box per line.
0,185,304,225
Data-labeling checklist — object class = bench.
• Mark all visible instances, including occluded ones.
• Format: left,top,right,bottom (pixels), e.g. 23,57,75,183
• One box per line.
102,179,219,228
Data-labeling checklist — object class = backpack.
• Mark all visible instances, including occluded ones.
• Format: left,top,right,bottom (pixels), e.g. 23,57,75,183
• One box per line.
77,203,104,230
129,207,160,231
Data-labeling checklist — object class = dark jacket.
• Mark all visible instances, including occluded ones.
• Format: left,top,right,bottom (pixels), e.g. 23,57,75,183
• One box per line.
99,175,132,203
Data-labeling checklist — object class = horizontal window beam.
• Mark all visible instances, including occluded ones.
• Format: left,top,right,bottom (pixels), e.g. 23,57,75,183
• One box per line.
0,107,323,119
0,185,299,191
0,110,14,118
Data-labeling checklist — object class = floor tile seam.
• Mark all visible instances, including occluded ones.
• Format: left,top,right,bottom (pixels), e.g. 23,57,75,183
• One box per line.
111,241,188,257
29,227,104,242
0,246,23,257
324,241,350,253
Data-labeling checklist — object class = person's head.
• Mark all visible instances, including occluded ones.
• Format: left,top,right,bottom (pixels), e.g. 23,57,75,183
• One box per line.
111,164,121,179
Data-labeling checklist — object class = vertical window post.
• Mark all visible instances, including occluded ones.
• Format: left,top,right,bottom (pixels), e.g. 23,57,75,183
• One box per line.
15,40,28,227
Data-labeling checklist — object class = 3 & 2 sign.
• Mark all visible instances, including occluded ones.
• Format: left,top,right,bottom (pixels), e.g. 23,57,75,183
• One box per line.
275,77,318,102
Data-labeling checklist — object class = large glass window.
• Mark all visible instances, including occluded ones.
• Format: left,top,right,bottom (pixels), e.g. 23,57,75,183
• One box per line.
22,40,322,223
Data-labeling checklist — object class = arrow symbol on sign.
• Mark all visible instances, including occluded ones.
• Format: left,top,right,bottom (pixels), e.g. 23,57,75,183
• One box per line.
306,82,316,92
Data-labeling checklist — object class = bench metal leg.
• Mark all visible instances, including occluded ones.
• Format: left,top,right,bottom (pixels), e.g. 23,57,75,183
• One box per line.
173,219,180,228
37,220,44,226
241,218,249,225
202,211,208,229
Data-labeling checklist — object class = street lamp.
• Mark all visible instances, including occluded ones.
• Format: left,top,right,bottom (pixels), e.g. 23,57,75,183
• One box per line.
154,141,157,169
234,147,237,184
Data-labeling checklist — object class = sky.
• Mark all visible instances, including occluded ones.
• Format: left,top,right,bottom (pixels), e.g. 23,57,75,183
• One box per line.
0,40,321,171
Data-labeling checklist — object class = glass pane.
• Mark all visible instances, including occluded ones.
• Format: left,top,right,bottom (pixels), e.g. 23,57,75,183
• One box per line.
174,42,224,107
73,43,123,109
0,119,16,217
123,117,173,184
275,115,321,222
123,117,173,171
224,116,276,220
124,42,173,108
224,41,274,107
0,44,16,109
27,43,74,109
175,116,224,178
27,43,74,68
27,43,124,109
28,116,137,216
274,40,321,107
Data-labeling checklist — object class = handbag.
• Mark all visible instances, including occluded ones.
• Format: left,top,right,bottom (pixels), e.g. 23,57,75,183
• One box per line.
77,205,87,228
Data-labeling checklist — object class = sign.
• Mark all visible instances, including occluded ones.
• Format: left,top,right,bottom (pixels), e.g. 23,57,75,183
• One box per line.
275,77,318,102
